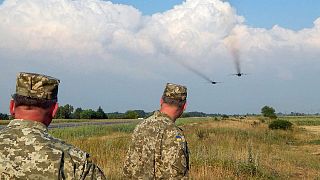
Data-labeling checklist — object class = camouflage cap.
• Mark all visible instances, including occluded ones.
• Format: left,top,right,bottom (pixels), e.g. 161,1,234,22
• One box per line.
163,83,187,101
15,72,60,100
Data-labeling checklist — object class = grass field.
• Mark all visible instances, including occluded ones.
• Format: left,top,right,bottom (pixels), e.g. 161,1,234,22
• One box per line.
48,116,320,179
280,116,320,126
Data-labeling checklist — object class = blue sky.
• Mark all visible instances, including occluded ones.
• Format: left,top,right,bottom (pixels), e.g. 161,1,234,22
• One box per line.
0,0,320,114
109,0,320,30
228,0,320,30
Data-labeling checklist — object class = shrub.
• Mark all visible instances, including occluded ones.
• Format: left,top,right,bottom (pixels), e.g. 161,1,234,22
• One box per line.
221,114,229,119
268,120,293,130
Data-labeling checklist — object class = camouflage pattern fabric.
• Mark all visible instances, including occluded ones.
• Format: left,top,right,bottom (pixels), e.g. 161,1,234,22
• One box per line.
0,119,106,179
163,83,187,101
16,72,60,100
123,111,189,179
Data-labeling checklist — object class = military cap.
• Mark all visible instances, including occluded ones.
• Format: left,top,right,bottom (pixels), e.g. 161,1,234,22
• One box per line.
163,83,187,101
15,72,60,100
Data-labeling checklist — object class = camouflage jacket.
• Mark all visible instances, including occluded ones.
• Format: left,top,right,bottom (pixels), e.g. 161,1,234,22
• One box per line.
0,119,106,179
123,111,189,179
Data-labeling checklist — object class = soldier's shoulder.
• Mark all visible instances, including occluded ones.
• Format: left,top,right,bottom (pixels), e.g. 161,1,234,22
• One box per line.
47,135,89,162
135,114,170,131
163,124,182,135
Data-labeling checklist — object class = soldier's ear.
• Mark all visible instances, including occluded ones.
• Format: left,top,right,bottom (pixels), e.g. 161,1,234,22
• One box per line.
160,98,164,105
183,102,187,111
9,99,15,116
51,103,59,118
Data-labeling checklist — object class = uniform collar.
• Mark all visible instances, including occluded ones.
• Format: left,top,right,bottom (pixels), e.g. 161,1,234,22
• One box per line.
8,119,48,132
154,111,175,122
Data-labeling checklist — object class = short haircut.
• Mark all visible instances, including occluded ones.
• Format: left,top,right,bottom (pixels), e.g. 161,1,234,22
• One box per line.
12,94,56,109
162,95,186,108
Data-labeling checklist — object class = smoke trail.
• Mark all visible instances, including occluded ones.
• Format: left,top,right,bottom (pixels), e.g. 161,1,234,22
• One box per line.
174,60,214,83
225,35,241,74
231,44,241,74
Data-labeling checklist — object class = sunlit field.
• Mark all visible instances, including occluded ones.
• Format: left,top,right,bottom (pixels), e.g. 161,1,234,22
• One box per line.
47,116,320,179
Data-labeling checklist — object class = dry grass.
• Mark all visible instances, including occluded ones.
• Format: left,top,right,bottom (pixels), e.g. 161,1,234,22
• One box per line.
49,117,320,179
301,126,320,135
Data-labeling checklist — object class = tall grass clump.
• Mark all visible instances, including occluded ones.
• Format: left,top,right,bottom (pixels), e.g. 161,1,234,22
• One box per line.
196,129,209,140
236,142,259,177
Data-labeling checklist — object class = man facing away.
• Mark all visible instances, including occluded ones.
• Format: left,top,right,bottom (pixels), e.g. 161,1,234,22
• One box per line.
0,72,106,179
123,83,190,179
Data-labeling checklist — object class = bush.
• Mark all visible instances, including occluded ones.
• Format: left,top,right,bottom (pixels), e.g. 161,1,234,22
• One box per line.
221,114,229,119
268,120,293,130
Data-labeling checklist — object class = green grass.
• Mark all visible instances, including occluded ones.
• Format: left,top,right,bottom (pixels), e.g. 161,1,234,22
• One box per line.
176,117,213,126
49,117,204,140
309,139,320,145
280,116,320,126
50,122,139,139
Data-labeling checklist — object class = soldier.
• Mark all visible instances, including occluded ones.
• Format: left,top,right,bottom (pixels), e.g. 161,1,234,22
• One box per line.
0,72,106,179
123,83,189,179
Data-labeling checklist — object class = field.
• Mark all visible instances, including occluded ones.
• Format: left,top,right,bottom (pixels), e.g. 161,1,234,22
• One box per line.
47,116,320,179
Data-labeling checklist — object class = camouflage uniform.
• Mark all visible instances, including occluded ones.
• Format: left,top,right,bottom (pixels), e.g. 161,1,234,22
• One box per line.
123,83,189,180
0,72,106,179
0,119,106,179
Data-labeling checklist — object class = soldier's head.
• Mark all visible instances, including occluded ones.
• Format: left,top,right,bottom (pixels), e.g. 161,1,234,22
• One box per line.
9,72,60,126
160,83,187,121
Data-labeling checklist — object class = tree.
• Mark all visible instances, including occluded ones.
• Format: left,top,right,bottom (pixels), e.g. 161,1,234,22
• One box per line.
72,108,83,119
261,106,277,119
124,110,139,119
96,106,108,119
182,111,207,118
55,104,74,119
132,110,146,118
107,112,124,119
80,109,97,119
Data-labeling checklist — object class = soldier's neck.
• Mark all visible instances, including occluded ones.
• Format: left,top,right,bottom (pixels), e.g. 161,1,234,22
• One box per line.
159,106,178,122
13,107,52,127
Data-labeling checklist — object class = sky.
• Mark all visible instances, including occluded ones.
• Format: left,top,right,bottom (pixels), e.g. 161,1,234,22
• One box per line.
0,0,320,114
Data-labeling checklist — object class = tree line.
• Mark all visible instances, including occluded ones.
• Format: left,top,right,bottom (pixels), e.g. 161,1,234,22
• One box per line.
0,113,9,120
55,104,150,119
0,104,317,120
0,110,225,120
55,104,230,119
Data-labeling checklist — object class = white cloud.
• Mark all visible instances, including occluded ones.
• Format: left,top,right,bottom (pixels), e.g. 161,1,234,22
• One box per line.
0,0,144,57
0,0,319,77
